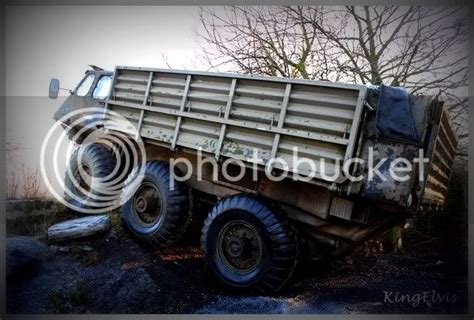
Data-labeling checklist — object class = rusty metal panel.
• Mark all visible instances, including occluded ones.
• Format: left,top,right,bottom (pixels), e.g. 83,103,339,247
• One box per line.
363,141,419,206
106,66,367,185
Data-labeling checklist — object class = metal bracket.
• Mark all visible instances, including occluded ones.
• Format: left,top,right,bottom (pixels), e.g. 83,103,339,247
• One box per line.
171,75,192,151
269,83,292,162
136,71,154,140
215,78,237,160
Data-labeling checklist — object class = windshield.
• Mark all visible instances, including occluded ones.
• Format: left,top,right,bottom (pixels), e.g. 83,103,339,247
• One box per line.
75,74,95,96
93,75,112,99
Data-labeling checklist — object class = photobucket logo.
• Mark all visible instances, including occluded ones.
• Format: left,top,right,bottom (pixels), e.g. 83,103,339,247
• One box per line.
40,107,147,214
169,147,429,188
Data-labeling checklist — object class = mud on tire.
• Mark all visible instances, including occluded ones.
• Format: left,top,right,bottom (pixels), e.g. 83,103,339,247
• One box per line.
121,160,191,247
201,194,298,293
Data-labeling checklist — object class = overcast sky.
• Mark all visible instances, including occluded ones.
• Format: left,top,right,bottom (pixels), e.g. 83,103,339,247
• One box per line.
6,6,210,97
5,6,214,196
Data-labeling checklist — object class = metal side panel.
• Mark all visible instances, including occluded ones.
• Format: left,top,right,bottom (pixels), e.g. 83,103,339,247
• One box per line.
421,106,459,207
105,66,367,185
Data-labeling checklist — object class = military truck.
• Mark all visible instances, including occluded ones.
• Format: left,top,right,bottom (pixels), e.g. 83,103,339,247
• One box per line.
49,65,458,292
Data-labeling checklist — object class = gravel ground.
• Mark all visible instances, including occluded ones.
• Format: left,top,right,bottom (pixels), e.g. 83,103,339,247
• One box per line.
6,222,468,314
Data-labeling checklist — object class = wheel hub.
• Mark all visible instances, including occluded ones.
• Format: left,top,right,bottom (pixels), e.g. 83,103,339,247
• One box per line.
133,183,162,226
135,193,157,214
135,196,147,213
218,220,263,274
226,239,244,258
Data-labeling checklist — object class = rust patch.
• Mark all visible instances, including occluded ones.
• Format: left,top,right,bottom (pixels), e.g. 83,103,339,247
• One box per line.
121,259,151,270
155,246,203,261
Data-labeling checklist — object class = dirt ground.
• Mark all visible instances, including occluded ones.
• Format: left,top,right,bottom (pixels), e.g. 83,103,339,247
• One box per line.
6,213,468,314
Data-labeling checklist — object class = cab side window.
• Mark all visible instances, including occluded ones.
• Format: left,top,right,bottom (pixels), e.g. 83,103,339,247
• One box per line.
75,74,95,96
93,76,112,100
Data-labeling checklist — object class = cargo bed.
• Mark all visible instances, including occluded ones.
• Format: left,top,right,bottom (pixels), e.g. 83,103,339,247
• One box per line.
104,66,367,184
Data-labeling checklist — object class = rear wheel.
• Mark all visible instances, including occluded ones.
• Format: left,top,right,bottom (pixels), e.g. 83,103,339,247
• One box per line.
201,195,298,293
121,160,191,247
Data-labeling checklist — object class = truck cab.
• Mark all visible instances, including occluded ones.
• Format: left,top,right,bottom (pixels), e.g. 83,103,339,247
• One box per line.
50,66,113,142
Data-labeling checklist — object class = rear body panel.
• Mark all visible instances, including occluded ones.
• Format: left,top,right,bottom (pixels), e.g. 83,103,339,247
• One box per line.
363,141,419,206
420,105,459,207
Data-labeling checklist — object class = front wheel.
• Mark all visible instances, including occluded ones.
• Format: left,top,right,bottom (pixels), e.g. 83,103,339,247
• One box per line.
63,143,116,212
201,195,298,293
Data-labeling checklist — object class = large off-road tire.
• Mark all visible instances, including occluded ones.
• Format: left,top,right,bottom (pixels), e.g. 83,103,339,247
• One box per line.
121,160,191,247
64,143,116,211
201,195,298,293
110,137,142,184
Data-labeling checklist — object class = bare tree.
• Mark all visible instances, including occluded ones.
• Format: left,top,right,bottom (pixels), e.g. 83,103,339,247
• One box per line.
198,7,338,80
198,6,468,96
198,5,469,154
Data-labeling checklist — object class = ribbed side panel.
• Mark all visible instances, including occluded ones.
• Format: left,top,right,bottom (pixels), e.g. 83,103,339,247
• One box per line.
105,66,367,185
329,197,354,220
